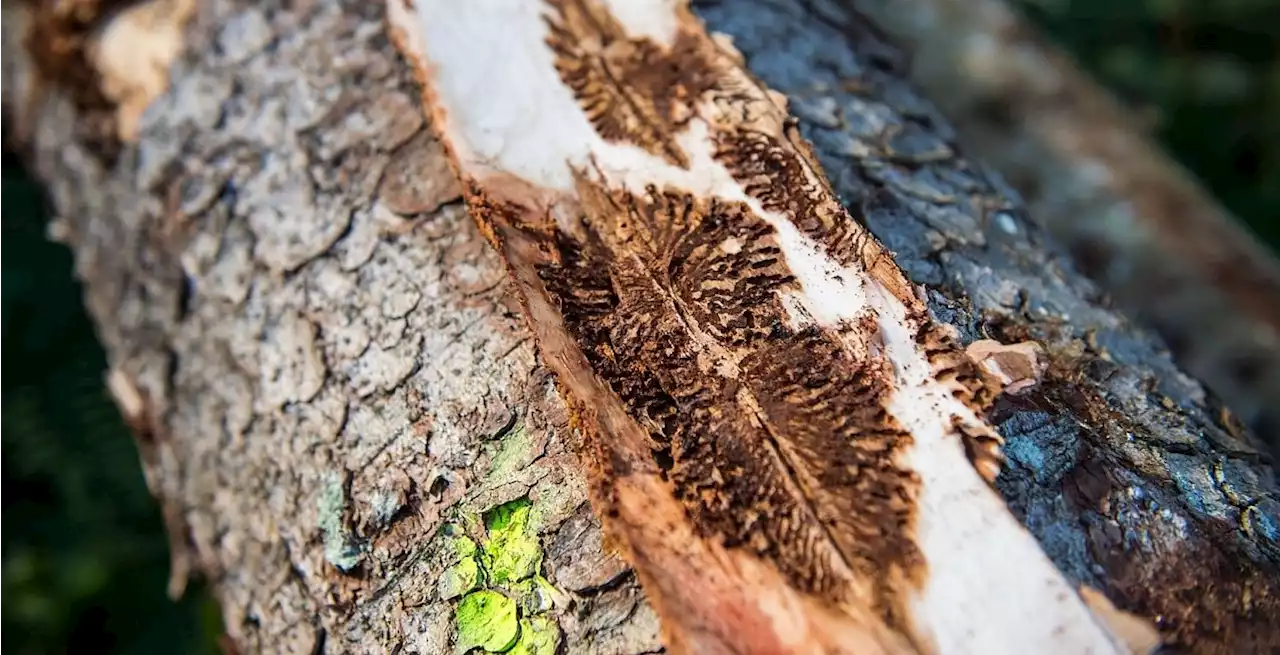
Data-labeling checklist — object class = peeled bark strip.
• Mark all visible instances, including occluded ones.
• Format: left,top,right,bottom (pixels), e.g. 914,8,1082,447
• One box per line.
5,0,1278,653
842,0,1280,449
388,0,1269,653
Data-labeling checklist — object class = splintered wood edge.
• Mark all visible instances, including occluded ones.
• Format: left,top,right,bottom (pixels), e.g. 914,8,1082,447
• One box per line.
6,0,195,144
90,0,196,141
386,1,1151,653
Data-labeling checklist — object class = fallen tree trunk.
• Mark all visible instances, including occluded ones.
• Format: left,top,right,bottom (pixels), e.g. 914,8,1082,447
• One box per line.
842,0,1280,449
3,0,1277,653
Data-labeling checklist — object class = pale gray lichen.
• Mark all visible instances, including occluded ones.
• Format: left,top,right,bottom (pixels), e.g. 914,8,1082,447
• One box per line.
510,576,561,615
318,473,363,571
369,489,404,528
486,423,530,480
439,555,481,600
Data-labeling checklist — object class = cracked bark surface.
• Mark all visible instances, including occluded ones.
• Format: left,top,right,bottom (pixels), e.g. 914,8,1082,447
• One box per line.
5,2,661,653
841,0,1280,452
3,0,1277,653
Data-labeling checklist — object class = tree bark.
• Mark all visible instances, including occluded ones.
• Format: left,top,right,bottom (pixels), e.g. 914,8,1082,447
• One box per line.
841,0,1280,449
3,0,1277,653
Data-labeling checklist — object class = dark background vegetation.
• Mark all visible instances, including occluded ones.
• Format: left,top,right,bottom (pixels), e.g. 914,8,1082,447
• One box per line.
2,159,222,654
3,1,1277,652
1019,0,1280,247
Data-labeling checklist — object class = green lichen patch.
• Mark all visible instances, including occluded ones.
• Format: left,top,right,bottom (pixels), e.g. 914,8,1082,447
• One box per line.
440,527,478,563
455,590,519,653
508,616,561,655
510,576,561,615
487,423,530,478
317,473,362,571
439,555,481,600
448,496,562,653
482,499,542,585
438,528,483,600
455,534,478,558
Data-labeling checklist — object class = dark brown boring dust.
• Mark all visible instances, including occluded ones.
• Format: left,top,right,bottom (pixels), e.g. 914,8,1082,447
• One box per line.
481,0,1017,634
914,321,1006,478
714,128,855,259
472,174,929,629
738,322,923,628
712,126,924,311
915,322,988,407
532,0,956,623
544,0,720,168
714,125,1009,485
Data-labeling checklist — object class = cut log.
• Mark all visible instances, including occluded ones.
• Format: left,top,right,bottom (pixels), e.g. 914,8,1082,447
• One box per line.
3,0,1277,653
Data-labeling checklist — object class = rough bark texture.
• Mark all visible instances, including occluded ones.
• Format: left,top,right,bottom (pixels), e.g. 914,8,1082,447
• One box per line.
3,0,1278,653
6,2,662,653
842,0,1280,450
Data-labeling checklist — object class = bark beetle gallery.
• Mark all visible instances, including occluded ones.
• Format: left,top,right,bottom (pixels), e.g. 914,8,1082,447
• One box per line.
389,1,1145,653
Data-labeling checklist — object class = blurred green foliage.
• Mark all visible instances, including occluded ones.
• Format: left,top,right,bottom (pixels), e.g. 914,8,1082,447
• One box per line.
1,1,1277,653
1016,0,1280,248
2,162,221,654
